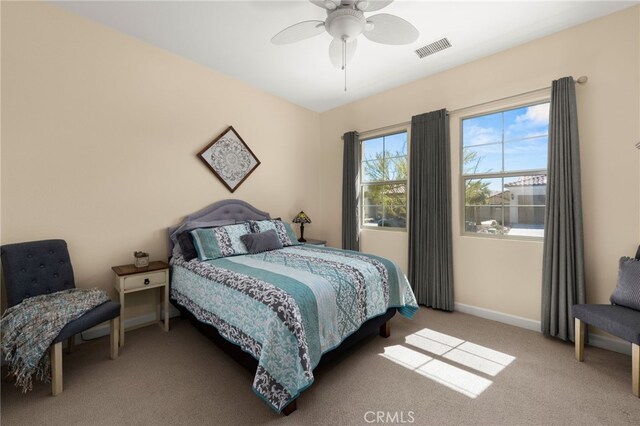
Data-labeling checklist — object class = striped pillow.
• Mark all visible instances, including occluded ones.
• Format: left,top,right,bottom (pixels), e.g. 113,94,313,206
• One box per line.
248,219,301,247
190,223,252,261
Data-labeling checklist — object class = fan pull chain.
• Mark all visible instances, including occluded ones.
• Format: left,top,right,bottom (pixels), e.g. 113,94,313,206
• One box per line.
343,37,347,92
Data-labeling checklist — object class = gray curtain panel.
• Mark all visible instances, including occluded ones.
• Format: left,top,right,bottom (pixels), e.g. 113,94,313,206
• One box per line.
541,76,586,341
342,131,360,251
408,109,454,311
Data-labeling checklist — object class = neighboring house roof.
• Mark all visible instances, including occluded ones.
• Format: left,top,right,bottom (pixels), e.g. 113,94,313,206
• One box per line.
504,175,547,187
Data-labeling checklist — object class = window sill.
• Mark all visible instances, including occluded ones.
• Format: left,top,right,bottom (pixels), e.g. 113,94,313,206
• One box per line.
460,232,544,242
360,227,407,233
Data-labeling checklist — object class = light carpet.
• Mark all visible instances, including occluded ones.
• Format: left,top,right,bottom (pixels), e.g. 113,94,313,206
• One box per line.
2,308,638,425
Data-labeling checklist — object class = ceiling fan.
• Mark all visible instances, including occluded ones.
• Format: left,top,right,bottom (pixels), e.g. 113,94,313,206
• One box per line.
271,0,419,91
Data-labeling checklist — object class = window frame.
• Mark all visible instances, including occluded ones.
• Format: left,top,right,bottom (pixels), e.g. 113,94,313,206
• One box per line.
360,128,410,232
459,99,550,240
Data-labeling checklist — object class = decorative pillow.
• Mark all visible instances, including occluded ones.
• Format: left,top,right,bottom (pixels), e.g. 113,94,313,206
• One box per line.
610,256,640,310
170,219,236,258
190,223,252,261
248,219,301,247
177,232,198,261
281,222,302,246
240,230,283,254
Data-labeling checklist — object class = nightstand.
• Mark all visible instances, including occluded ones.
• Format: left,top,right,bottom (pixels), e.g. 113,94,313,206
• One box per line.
303,238,326,247
112,261,169,347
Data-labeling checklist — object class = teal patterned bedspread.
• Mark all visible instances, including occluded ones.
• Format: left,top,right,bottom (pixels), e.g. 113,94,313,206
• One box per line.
170,245,418,412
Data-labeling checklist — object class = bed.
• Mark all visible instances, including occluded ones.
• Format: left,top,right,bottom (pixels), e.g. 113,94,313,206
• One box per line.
168,199,418,415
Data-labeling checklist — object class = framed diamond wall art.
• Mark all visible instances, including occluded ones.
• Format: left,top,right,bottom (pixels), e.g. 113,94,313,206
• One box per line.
197,126,260,193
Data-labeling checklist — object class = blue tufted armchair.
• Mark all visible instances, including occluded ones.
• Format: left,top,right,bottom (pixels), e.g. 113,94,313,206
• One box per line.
1,239,121,395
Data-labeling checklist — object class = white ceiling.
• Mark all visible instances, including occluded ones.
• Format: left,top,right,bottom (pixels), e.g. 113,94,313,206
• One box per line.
52,1,637,112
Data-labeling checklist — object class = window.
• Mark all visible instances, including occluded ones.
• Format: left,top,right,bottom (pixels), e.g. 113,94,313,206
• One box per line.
361,131,408,229
462,102,549,238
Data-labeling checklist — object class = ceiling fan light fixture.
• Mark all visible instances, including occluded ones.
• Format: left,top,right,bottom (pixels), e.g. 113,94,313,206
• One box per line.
272,0,419,91
325,8,366,40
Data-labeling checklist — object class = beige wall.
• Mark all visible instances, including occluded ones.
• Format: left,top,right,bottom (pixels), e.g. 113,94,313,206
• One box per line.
319,6,640,321
2,3,639,327
0,2,323,319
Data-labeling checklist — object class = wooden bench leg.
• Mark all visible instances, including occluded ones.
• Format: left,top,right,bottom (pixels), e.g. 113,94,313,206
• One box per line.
110,317,120,360
575,318,585,362
379,321,390,338
633,343,639,397
51,342,63,396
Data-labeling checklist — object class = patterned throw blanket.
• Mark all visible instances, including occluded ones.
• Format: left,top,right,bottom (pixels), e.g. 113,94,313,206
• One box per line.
171,245,418,412
1,288,109,392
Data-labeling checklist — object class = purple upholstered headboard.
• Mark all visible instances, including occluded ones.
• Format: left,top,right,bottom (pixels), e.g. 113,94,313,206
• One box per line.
168,199,271,257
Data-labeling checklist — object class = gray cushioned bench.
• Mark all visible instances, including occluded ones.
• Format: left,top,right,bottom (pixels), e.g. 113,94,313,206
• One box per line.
572,248,640,397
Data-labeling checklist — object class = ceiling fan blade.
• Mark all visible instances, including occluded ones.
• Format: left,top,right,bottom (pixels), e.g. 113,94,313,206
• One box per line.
271,20,326,45
329,38,358,68
309,0,340,10
363,13,419,45
355,0,394,12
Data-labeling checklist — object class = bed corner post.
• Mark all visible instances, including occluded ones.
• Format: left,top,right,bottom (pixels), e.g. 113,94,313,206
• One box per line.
379,321,390,338
282,399,297,415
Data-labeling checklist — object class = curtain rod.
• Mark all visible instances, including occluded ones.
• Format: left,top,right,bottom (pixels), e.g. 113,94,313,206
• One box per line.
346,76,588,140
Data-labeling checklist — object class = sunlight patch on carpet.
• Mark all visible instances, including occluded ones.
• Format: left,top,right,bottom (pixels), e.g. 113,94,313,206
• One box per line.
380,328,516,398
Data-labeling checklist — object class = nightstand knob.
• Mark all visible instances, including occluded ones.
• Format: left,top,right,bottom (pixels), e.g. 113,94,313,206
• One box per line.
144,278,150,285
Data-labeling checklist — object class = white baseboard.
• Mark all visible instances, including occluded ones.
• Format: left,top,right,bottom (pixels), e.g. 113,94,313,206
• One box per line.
586,333,631,356
453,302,632,356
454,302,541,332
77,304,181,342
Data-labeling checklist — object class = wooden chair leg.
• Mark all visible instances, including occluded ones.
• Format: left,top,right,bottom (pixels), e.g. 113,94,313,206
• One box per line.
633,343,639,397
110,317,120,360
379,321,390,338
51,342,63,396
575,318,585,362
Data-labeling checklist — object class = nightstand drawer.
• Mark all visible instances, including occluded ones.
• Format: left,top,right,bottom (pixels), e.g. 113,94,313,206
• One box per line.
123,271,166,291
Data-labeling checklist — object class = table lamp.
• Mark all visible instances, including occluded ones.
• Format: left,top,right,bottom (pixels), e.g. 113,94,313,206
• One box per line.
292,211,311,242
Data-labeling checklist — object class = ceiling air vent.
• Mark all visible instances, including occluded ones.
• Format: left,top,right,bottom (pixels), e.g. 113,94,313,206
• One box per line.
415,38,451,59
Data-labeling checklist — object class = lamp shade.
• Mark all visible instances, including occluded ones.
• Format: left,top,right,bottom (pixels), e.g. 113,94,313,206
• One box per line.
292,211,312,224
